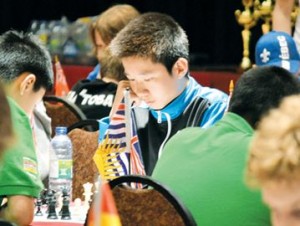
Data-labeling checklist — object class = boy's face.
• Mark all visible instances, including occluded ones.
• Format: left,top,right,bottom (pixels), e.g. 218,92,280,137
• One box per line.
262,181,300,226
122,56,185,110
22,87,46,116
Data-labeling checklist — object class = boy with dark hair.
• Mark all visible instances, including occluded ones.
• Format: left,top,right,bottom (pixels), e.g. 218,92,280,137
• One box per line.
108,12,228,175
0,30,53,226
152,66,300,226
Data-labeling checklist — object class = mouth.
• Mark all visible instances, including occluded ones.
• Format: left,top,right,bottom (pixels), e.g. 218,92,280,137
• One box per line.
144,100,154,105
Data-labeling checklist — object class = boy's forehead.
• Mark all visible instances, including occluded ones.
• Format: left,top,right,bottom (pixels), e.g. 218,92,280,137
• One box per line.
122,57,168,76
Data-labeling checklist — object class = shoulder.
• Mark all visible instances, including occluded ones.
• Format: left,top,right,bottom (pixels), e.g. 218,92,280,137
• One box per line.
200,87,228,104
188,76,228,104
162,127,205,155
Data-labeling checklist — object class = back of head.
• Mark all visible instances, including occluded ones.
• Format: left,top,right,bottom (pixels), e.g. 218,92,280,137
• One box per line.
228,66,300,128
0,30,53,91
92,4,140,46
110,12,189,73
255,31,300,74
247,94,300,187
100,49,125,81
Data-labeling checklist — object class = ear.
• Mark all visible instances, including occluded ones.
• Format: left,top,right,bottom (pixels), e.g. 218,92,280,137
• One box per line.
19,73,36,96
172,57,188,79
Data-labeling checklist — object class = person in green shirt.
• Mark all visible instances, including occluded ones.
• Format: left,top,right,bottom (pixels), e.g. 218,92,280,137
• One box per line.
152,66,300,226
0,30,53,226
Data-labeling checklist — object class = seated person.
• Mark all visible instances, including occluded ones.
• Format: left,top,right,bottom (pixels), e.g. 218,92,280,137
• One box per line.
152,66,300,226
86,4,140,80
67,50,126,119
0,81,14,158
0,30,53,226
255,30,300,75
107,12,228,175
246,94,300,226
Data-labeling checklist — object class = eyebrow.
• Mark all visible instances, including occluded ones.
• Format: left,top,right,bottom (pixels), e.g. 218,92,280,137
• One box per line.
125,71,155,78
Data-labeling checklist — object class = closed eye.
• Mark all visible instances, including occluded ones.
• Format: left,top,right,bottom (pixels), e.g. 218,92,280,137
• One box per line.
144,78,153,82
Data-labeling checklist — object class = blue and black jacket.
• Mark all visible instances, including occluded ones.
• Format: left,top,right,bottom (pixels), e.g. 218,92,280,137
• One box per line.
133,75,229,175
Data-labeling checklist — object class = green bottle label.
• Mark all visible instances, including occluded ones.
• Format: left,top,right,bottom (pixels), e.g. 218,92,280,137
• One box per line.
58,160,73,179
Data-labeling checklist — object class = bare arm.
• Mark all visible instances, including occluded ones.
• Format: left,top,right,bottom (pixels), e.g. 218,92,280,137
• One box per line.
0,195,35,226
272,0,295,34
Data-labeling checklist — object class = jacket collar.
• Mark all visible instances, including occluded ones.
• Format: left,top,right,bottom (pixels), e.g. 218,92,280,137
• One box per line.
150,75,201,121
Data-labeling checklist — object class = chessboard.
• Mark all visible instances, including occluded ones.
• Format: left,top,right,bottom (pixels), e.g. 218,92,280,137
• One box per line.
31,188,90,226
32,199,87,226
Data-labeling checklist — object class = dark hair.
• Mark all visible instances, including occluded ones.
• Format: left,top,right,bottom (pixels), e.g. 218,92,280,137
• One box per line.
110,12,189,73
229,66,300,128
0,30,53,91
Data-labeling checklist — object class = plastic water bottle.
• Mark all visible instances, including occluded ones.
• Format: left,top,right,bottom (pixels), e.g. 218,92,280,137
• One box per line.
49,127,73,199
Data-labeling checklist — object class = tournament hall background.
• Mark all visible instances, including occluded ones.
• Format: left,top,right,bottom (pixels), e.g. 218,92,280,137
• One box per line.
0,0,265,68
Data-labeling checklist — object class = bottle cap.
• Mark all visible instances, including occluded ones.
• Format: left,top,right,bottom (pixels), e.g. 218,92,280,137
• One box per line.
55,126,67,135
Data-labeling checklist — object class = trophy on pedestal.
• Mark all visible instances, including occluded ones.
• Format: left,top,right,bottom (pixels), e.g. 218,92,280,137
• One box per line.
235,0,259,70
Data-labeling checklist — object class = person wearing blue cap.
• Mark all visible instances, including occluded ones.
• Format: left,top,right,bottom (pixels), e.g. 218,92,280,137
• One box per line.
255,31,300,75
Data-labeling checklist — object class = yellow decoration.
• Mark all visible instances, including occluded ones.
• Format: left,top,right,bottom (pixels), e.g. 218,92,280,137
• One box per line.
93,135,125,181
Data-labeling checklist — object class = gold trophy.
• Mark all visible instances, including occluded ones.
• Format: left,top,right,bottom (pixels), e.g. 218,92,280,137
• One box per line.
236,0,300,71
235,0,259,70
253,0,273,34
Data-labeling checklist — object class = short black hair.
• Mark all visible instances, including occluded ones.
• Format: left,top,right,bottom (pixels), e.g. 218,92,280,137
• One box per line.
229,66,300,128
0,30,53,91
110,12,189,73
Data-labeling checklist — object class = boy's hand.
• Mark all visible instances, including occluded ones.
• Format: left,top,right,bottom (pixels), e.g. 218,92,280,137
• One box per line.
109,80,141,117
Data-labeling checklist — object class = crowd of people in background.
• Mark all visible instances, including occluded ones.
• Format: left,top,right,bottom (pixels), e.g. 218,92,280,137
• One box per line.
2,1,300,225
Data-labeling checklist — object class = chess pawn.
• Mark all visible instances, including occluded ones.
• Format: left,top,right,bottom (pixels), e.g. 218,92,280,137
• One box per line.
35,197,43,216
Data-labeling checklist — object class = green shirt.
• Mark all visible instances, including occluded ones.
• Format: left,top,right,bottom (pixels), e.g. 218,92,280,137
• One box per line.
0,98,43,200
152,112,271,226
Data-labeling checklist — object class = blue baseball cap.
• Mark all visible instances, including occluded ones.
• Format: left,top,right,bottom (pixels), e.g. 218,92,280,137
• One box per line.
255,31,300,74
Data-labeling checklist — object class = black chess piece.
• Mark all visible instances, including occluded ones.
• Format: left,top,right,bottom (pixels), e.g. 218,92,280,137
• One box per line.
47,194,58,219
40,188,48,205
59,188,67,216
61,188,71,220
35,196,43,216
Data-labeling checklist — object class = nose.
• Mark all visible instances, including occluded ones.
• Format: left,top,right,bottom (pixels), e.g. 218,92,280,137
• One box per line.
132,80,148,96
